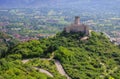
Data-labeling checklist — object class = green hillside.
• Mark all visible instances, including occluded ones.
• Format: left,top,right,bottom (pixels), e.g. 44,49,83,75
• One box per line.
0,32,19,58
0,31,120,79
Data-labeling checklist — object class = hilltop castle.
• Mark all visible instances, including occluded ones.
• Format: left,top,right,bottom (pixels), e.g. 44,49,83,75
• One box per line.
64,16,89,35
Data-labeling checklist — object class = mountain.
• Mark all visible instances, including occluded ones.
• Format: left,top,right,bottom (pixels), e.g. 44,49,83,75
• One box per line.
0,31,120,79
0,0,120,9
0,0,119,15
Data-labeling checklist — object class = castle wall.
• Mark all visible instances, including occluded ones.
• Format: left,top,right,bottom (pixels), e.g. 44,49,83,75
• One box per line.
64,16,89,36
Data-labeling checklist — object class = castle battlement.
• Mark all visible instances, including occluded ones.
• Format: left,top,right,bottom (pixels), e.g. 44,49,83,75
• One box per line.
64,16,89,35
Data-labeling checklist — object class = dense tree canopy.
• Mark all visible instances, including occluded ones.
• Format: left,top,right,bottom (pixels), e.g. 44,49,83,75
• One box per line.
0,31,120,79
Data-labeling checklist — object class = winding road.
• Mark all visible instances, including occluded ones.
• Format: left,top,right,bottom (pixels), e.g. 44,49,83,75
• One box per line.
22,58,71,79
54,60,71,79
33,67,54,77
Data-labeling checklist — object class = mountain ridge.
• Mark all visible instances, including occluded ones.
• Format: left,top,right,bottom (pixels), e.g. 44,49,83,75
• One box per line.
0,0,119,9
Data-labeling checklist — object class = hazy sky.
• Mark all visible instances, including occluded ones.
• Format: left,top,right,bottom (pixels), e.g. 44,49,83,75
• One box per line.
0,0,120,8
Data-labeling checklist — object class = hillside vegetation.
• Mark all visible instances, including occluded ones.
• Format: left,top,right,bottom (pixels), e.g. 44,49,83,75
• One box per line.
0,31,120,79
0,32,19,58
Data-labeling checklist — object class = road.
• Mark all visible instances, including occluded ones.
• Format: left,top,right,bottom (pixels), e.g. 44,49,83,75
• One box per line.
54,60,71,79
22,59,53,77
22,58,71,79
33,67,53,77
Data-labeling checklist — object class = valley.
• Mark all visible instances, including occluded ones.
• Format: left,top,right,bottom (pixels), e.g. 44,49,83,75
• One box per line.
0,8,120,44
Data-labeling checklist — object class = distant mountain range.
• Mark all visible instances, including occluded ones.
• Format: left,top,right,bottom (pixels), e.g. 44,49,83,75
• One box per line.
0,0,120,15
0,0,120,9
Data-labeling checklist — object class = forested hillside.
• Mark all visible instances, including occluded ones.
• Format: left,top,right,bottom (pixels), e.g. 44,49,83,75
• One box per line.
0,32,19,58
0,31,120,79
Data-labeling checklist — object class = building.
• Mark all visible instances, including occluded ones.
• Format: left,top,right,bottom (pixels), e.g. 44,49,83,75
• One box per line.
64,16,89,35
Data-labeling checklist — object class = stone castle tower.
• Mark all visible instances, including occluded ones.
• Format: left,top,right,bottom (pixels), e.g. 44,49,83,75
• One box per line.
74,16,80,25
64,16,89,35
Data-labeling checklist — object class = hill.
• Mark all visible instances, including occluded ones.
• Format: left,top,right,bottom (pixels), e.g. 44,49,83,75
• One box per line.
0,32,19,57
0,31,120,79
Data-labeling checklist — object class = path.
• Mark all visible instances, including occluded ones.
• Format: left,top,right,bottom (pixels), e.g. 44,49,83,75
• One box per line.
54,60,71,79
22,59,53,77
22,57,71,79
33,67,53,77
22,59,30,64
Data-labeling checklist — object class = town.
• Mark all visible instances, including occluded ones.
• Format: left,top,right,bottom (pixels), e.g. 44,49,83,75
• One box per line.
0,8,120,44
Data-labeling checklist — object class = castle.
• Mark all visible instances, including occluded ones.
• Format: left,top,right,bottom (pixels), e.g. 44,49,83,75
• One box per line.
64,16,89,35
